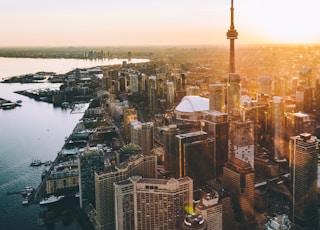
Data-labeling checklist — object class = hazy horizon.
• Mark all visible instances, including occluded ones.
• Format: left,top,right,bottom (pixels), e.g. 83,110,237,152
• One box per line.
1,0,320,47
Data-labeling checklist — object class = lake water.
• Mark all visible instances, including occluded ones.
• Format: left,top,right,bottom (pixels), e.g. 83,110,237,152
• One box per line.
0,57,148,229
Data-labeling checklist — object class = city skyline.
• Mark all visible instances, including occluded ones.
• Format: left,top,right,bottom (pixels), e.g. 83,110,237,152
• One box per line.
1,0,320,47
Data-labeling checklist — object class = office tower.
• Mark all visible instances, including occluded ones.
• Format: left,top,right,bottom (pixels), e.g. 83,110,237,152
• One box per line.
195,191,222,230
79,149,104,209
295,85,313,113
270,96,286,160
289,133,318,229
222,159,255,227
315,77,320,115
272,77,286,97
94,154,157,230
119,76,126,92
180,213,208,230
165,81,175,111
176,131,215,186
258,76,272,96
208,84,225,112
201,111,229,179
148,76,157,114
186,86,200,96
131,122,154,155
299,67,312,87
129,73,138,93
285,112,316,140
123,108,137,141
162,124,178,173
229,120,255,168
181,73,186,91
227,73,241,119
115,176,193,230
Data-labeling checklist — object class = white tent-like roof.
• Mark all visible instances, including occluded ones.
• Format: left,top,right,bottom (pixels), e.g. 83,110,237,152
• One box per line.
175,95,209,113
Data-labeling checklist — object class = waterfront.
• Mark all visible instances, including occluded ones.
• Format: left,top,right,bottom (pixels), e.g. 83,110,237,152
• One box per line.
0,57,148,229
0,82,83,229
0,57,149,80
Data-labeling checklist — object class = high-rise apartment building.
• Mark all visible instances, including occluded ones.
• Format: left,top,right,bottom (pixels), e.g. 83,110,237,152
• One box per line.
114,176,193,230
148,76,157,114
123,108,137,141
270,96,286,160
131,122,154,155
114,178,135,230
79,149,105,209
129,73,139,93
176,131,215,186
94,154,157,230
165,81,175,111
289,133,318,229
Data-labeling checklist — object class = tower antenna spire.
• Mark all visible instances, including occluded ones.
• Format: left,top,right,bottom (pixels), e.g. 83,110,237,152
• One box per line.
227,0,238,73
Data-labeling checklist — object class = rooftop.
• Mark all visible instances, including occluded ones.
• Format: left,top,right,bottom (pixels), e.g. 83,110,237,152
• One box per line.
175,96,209,113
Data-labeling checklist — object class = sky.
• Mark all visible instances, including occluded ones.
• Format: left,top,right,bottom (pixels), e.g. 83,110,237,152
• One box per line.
1,0,320,46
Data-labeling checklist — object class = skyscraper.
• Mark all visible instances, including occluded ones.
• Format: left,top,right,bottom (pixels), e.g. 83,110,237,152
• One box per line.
229,120,255,168
79,149,105,209
114,176,193,230
94,154,157,230
165,81,175,111
148,76,157,114
201,111,229,179
162,124,178,174
123,108,137,141
176,131,215,186
208,84,225,112
131,122,154,155
289,133,318,229
222,158,256,227
270,96,286,160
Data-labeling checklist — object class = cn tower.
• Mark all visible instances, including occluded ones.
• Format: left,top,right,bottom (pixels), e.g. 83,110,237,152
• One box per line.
226,0,240,119
226,0,238,74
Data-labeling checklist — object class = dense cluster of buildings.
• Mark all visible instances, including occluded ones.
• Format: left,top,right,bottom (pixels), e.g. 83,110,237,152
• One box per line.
37,1,320,230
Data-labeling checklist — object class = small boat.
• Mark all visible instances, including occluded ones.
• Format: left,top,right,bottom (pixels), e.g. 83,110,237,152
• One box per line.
43,160,51,166
22,198,29,205
39,195,64,205
30,159,42,167
21,186,35,196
